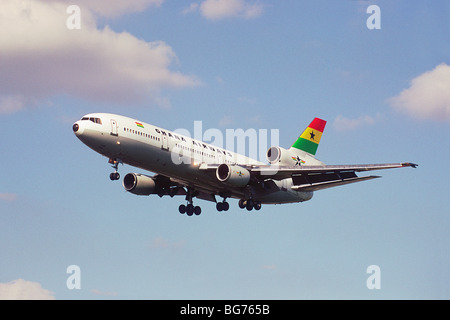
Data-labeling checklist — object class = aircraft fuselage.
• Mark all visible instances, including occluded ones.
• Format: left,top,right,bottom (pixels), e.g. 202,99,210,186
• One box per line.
73,113,313,205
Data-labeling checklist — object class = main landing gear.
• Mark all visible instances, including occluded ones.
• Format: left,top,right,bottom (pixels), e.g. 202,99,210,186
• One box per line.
178,203,201,216
238,199,262,211
109,158,121,180
179,187,201,216
214,194,230,212
216,201,230,212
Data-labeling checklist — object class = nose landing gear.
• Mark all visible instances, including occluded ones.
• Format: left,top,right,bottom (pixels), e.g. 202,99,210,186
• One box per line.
108,158,121,180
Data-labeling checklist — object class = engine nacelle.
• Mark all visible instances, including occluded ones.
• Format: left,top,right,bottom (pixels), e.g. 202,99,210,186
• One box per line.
123,173,156,195
266,146,294,165
216,164,250,187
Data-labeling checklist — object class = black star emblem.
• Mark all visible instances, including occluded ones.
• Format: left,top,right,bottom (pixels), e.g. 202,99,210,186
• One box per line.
294,156,302,166
309,130,315,141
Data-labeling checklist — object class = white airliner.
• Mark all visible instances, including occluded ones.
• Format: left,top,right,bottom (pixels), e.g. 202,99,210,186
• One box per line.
73,113,416,215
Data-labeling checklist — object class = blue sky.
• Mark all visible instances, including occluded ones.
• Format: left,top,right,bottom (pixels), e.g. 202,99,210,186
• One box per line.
0,0,449,299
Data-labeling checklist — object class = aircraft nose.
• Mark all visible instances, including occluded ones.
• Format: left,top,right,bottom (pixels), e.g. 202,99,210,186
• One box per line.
72,121,84,136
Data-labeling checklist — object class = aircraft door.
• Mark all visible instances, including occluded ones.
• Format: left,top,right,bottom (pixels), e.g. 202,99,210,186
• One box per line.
110,119,118,136
161,131,169,151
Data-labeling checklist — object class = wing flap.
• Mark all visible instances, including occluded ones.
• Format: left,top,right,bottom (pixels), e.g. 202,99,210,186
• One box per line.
291,175,380,192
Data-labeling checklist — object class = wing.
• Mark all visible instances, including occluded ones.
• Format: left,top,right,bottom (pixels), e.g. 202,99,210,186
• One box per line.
249,162,416,178
199,162,417,192
252,162,417,191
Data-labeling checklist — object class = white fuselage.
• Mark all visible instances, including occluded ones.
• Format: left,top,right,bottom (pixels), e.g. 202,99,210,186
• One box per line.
73,113,313,204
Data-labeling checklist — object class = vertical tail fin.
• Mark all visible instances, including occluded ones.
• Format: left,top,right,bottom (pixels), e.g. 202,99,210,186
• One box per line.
290,118,327,156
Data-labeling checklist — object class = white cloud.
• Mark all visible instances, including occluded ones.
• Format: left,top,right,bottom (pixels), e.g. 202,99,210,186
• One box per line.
186,0,264,20
262,264,276,270
0,96,26,115
218,115,233,127
48,0,164,18
389,63,450,122
0,0,199,113
0,279,55,300
182,3,200,15
333,114,381,132
0,193,18,201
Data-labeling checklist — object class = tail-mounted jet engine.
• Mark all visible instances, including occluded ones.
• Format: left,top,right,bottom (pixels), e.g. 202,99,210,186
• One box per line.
216,164,250,187
123,173,156,195
266,146,295,166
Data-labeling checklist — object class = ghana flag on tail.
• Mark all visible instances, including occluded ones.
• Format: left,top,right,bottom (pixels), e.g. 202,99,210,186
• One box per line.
290,118,327,156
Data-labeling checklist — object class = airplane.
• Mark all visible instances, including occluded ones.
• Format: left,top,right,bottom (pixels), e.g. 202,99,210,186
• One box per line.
72,113,417,216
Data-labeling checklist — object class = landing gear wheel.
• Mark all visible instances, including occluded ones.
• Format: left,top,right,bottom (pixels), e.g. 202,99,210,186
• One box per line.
246,199,254,211
186,204,194,216
254,201,262,211
179,204,186,214
238,199,246,209
222,202,229,211
109,172,120,181
194,206,201,215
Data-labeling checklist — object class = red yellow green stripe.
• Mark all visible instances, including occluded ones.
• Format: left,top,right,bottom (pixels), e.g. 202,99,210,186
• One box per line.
291,118,326,155
135,122,144,128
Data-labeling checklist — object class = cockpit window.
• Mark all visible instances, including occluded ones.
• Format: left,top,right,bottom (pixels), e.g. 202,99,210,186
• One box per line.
81,117,102,124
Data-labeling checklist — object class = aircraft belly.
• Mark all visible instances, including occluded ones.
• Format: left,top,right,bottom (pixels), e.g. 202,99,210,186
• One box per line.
254,179,314,204
256,190,313,204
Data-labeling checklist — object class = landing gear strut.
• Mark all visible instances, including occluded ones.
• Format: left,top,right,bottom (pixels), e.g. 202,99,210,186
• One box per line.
109,158,121,180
